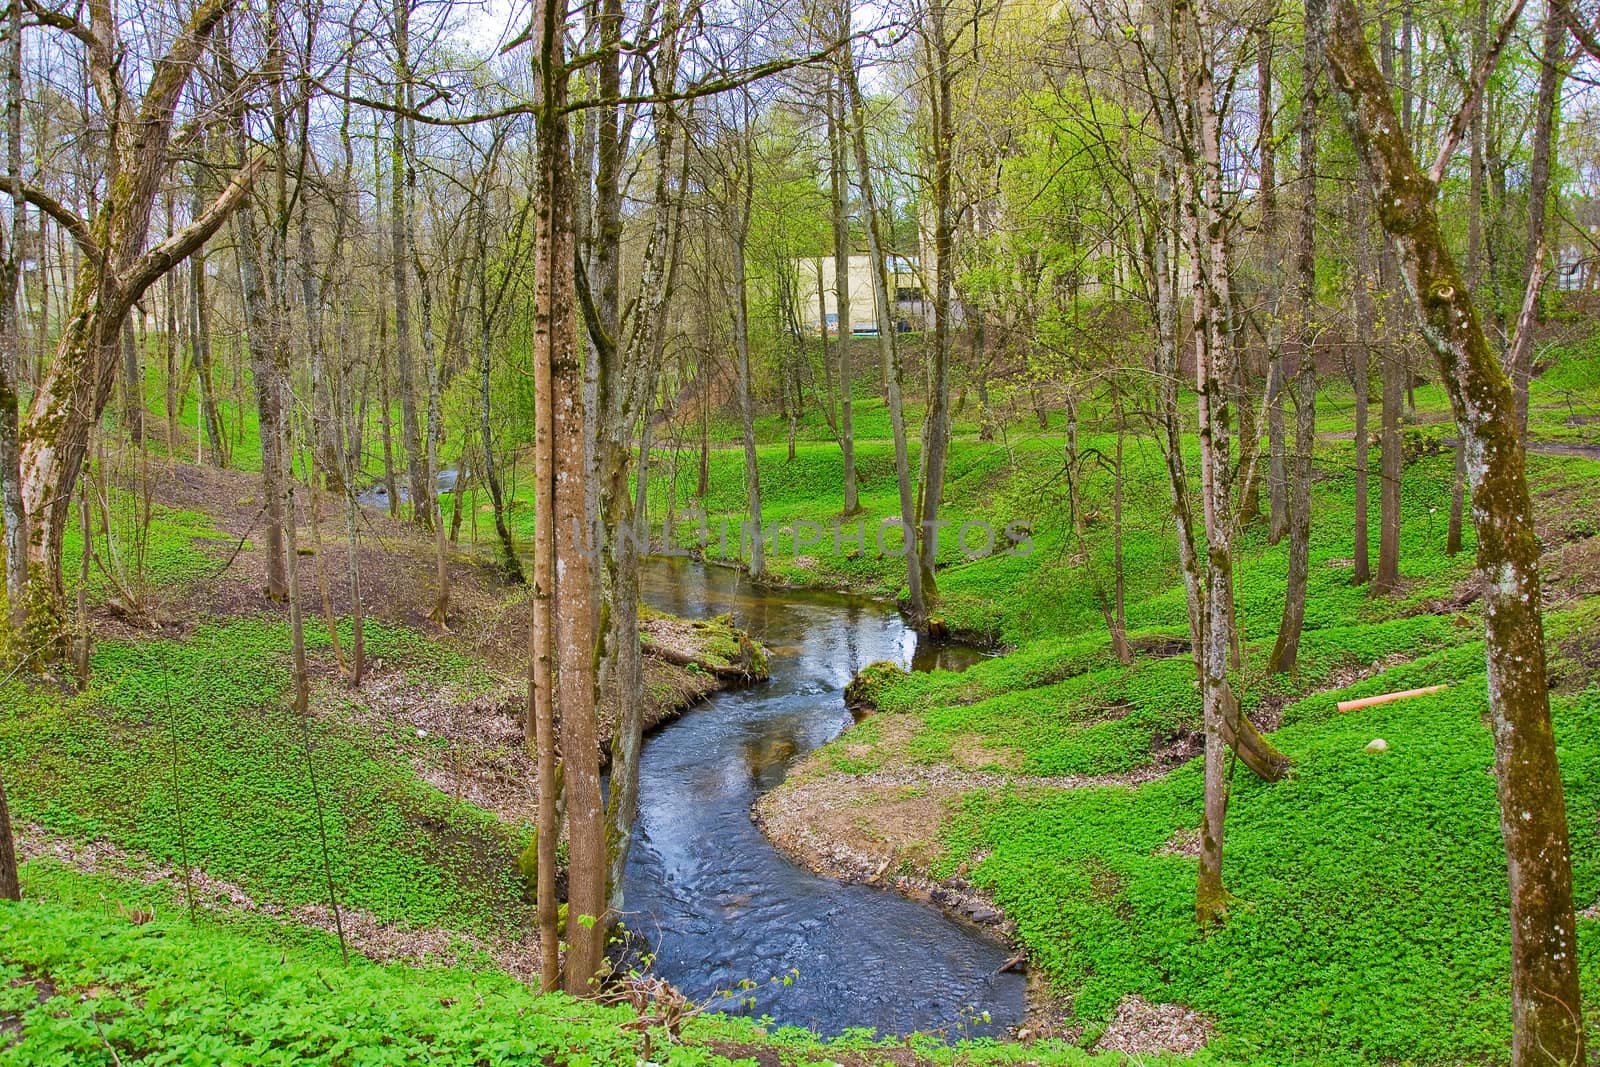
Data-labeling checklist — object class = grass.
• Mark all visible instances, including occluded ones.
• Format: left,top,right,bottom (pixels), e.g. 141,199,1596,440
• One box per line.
10,327,1597,1062
932,662,1600,1064
0,617,525,939
745,340,1600,1061
60,501,230,606
0,865,1122,1066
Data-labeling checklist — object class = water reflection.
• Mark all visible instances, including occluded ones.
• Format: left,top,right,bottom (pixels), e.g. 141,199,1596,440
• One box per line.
624,556,1022,1039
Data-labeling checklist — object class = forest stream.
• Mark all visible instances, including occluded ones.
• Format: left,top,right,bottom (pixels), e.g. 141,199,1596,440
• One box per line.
626,556,1026,1038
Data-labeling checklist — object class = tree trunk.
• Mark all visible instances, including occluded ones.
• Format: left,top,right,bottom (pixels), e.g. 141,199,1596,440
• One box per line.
476,187,522,582
917,0,954,611
188,191,225,466
828,45,858,515
234,206,288,601
15,0,258,629
530,4,605,991
1260,19,1287,547
1325,8,1586,1061
479,321,520,580
1269,0,1320,674
122,317,143,445
412,206,449,625
390,18,428,527
1507,7,1562,438
1351,191,1374,586
1174,0,1290,924
842,9,923,623
1375,311,1403,593
0,0,23,635
0,770,17,899
1450,0,1488,556
731,148,764,580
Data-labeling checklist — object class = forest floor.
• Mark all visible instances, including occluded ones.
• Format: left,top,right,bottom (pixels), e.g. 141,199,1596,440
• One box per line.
0,462,869,1067
2,330,1598,1065
670,333,1600,1061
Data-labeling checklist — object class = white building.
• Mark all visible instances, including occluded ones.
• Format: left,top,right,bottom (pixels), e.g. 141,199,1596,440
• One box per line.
792,254,925,334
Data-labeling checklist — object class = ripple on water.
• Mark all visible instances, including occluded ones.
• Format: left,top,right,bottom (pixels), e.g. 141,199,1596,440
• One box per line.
621,557,1023,1039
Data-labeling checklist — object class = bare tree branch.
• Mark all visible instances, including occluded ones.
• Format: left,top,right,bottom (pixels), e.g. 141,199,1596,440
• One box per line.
122,151,270,300
2,181,102,267
1553,0,1600,59
1427,0,1530,185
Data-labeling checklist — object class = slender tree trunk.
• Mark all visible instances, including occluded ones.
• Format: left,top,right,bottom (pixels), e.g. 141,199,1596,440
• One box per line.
842,9,922,622
1450,0,1488,556
390,17,428,526
477,193,522,582
731,150,764,580
1507,7,1562,439
1375,310,1403,593
1351,190,1374,585
121,320,143,445
1260,42,1287,549
1326,10,1585,1062
1373,14,1403,595
333,262,364,686
234,208,288,600
1111,404,1129,658
0,769,16,899
697,358,710,499
189,190,225,466
413,214,449,625
0,0,24,635
163,202,179,459
1240,22,1276,529
917,0,954,609
828,57,859,515
1173,0,1290,924
1269,0,1320,673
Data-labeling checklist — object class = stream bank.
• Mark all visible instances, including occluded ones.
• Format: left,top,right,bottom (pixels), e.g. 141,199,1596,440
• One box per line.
626,556,1025,1039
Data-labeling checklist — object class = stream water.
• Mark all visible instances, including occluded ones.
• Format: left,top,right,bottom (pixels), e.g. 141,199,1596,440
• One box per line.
628,556,1026,1038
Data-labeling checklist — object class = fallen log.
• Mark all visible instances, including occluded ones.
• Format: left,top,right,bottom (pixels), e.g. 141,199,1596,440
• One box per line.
1336,685,1448,714
642,637,765,680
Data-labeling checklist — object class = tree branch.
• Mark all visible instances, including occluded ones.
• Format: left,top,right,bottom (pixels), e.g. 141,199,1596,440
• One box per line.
135,0,237,131
1427,0,1530,186
22,0,118,118
1553,0,1600,60
573,246,616,364
122,151,269,301
2,181,102,268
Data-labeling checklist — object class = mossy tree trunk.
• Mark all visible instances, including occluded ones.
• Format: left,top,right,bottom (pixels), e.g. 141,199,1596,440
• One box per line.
12,0,264,632
1325,2,1585,1059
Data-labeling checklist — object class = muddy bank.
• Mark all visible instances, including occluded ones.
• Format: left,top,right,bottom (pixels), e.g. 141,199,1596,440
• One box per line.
318,614,767,827
751,783,1012,933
